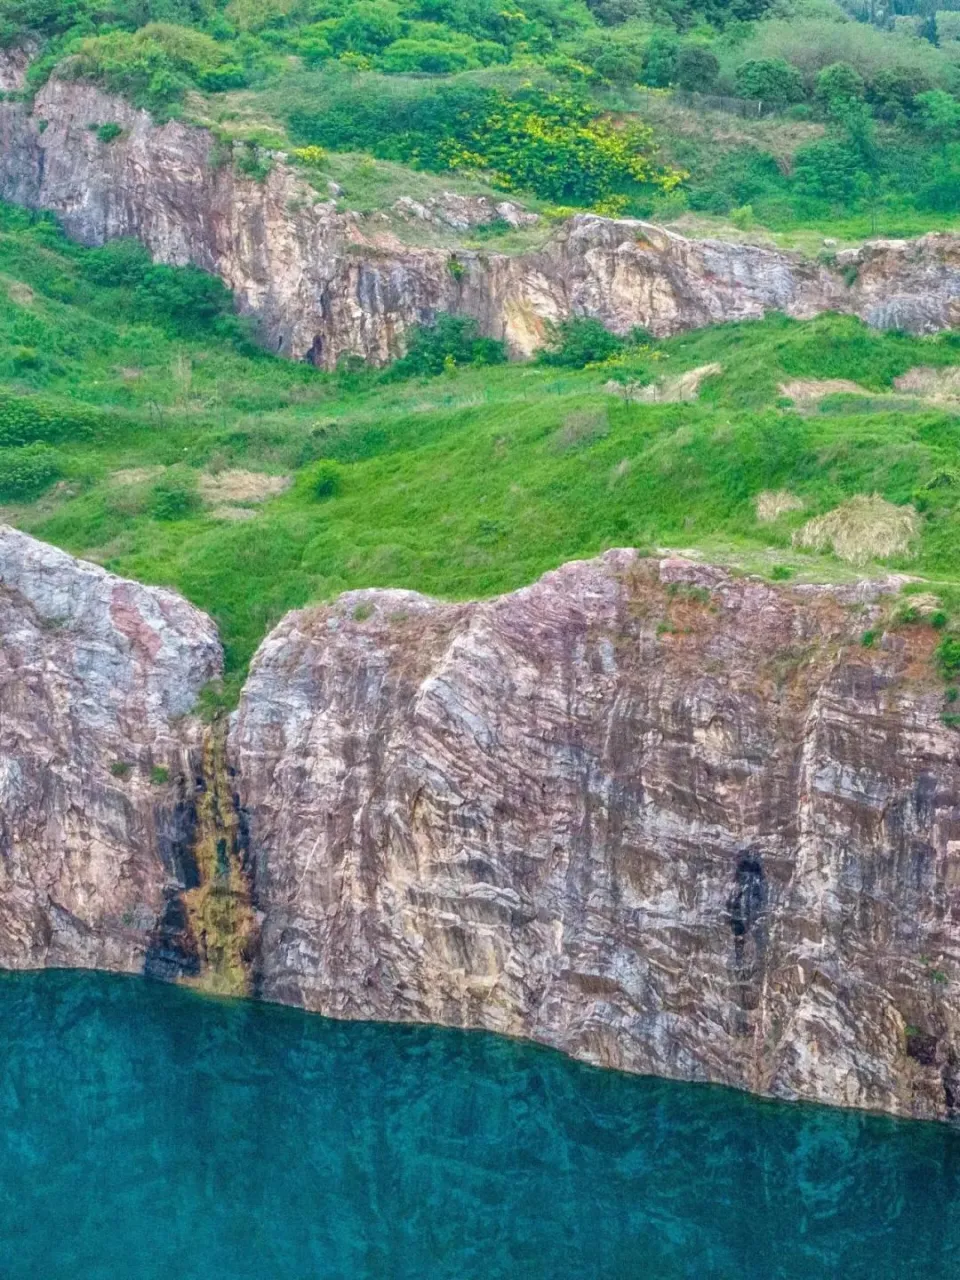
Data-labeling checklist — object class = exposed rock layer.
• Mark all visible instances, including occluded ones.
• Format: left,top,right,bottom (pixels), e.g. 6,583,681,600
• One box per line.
0,526,221,973
231,551,960,1122
3,55,960,365
3,526,960,1118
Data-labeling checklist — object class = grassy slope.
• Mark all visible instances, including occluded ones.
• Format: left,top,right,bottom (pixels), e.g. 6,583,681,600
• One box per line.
5,204,960,693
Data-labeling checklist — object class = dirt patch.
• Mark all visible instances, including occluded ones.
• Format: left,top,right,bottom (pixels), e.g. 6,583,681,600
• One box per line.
198,470,291,505
755,490,805,523
111,466,165,485
893,366,960,402
606,362,722,403
779,378,867,408
793,495,919,565
6,281,35,306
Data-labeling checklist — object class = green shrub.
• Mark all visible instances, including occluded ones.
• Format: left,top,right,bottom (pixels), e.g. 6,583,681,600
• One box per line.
937,634,960,679
537,316,625,367
675,46,719,93
65,22,246,116
388,314,506,378
734,58,805,105
0,443,61,500
0,391,102,447
641,32,678,87
308,459,343,499
815,62,865,111
95,122,123,143
150,474,200,520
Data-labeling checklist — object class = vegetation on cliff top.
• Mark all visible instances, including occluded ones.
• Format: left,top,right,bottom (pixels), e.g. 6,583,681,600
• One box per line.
7,0,960,233
4,199,960,694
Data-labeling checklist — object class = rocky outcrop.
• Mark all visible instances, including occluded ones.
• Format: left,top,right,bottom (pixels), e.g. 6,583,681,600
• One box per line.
231,551,960,1122
2,53,960,366
2,524,960,1118
0,525,221,974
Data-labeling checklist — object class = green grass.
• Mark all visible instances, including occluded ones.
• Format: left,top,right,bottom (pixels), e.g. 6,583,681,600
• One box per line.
5,201,960,697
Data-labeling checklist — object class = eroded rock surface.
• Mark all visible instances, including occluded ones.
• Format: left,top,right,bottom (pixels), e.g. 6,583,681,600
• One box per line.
0,525,221,973
232,551,960,1121
3,53,960,366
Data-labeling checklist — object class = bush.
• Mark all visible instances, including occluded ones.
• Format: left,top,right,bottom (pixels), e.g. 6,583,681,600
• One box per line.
309,459,343,499
537,316,625,367
0,443,61,500
388,314,507,378
65,22,246,116
815,63,865,111
937,634,960,679
794,138,867,204
734,58,804,105
0,391,102,446
870,66,932,120
916,171,960,212
150,474,200,520
641,32,678,88
95,122,124,143
675,46,719,94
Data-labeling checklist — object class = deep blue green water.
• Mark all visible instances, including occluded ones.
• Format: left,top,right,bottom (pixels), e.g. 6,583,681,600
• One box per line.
1,971,959,1279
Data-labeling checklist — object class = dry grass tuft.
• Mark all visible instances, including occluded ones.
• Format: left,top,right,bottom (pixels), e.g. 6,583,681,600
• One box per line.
198,470,291,505
893,366,960,402
755,489,805,522
551,409,609,451
793,494,919,565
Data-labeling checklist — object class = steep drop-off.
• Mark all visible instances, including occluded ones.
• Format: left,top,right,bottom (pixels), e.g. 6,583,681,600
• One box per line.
2,53,960,365
3,525,957,1120
0,525,223,974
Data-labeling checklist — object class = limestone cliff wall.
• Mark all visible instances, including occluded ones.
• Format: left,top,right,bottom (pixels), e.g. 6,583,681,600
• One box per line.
2,55,960,365
0,526,221,973
231,552,960,1122
2,526,960,1118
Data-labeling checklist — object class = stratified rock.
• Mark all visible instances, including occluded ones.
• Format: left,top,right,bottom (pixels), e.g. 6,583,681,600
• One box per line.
232,551,960,1121
2,53,960,366
0,526,221,972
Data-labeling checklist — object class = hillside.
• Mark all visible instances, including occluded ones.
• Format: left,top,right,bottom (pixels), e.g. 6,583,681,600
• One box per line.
4,0,960,242
5,198,960,699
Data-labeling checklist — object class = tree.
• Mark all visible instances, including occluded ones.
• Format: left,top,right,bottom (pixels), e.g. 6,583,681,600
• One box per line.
916,89,960,149
640,32,678,88
675,46,719,93
815,62,865,115
869,66,932,121
734,58,804,106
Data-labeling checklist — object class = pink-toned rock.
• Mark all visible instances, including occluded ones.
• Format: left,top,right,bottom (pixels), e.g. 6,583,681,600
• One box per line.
232,551,960,1121
2,53,960,365
0,525,221,973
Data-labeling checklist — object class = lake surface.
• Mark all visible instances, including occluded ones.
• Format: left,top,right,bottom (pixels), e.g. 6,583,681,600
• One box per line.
0,969,958,1279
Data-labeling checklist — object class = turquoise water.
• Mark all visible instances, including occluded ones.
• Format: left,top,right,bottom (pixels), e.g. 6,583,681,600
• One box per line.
1,971,959,1279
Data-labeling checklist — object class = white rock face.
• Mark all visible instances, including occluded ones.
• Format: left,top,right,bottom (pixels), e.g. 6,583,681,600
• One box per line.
0,526,221,971
2,56,960,365
232,552,960,1121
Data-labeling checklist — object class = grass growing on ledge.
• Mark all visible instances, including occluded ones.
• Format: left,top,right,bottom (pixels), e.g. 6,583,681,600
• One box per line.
6,201,960,696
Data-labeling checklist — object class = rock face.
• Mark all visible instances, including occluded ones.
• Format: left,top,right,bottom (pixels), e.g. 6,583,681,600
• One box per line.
231,551,960,1122
0,526,221,974
3,54,960,366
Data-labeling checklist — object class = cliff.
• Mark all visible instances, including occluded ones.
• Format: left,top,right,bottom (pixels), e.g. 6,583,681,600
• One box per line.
3,526,959,1118
0,525,221,974
2,54,960,365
